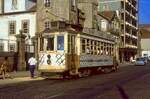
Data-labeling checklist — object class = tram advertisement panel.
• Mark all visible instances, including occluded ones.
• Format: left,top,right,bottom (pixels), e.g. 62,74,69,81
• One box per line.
39,52,65,66
80,55,113,67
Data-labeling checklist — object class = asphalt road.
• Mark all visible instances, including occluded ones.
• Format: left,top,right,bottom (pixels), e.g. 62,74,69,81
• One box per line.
0,63,150,99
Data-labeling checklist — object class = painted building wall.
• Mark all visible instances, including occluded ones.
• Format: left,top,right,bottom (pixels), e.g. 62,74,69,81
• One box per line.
4,0,26,13
0,0,36,52
4,0,36,13
0,13,36,52
141,39,150,51
25,0,36,10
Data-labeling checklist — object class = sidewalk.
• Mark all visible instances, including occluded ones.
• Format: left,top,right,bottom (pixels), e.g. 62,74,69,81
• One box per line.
0,63,134,85
0,70,44,86
9,70,40,78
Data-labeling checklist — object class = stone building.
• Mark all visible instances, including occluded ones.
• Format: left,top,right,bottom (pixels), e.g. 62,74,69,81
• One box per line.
36,0,79,33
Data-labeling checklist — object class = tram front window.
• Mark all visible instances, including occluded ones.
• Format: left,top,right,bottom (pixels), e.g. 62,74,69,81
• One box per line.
57,36,64,50
47,36,54,50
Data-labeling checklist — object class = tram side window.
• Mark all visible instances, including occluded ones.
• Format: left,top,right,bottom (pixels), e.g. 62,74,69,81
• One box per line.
47,36,54,50
68,35,71,53
101,42,104,55
81,39,85,53
94,41,97,55
97,41,101,55
57,36,64,50
86,39,90,54
91,40,94,55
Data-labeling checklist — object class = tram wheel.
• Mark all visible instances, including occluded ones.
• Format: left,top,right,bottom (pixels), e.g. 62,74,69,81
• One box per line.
102,68,112,73
62,72,69,79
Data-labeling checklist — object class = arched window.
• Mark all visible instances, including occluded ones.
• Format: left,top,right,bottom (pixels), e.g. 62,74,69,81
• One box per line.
44,0,51,7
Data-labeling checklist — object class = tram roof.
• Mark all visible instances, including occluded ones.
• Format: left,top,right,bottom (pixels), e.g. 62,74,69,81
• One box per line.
41,28,79,34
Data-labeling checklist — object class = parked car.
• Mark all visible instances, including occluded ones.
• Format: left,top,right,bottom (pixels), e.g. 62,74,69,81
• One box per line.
134,57,147,66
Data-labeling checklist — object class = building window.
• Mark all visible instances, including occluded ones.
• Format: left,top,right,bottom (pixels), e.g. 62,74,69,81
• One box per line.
0,43,4,52
9,43,15,52
22,20,29,34
101,20,107,32
44,0,51,7
12,0,18,9
25,45,34,53
9,21,16,35
44,21,51,30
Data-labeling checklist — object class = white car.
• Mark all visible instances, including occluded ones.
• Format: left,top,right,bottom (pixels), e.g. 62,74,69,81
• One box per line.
134,57,146,66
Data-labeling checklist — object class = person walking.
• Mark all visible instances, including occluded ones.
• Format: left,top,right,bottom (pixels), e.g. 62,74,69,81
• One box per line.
0,57,10,79
28,56,37,78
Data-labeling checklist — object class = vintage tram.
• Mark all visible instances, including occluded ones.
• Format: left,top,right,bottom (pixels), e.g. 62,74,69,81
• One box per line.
38,23,118,78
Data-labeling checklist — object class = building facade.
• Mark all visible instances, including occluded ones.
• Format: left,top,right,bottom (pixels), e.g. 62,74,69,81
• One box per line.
140,24,150,58
36,0,79,33
0,0,36,52
0,0,36,71
99,0,138,62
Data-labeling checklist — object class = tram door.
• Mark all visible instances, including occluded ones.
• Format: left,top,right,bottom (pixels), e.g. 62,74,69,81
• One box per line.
68,34,77,75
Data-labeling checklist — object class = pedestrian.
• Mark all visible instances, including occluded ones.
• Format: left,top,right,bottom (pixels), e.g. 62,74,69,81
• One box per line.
28,56,37,78
0,57,10,79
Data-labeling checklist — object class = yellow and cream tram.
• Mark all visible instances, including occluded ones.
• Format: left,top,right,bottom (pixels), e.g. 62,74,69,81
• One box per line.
38,28,118,78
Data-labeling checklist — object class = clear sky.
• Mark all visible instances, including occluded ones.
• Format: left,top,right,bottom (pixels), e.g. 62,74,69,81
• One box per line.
139,0,150,24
